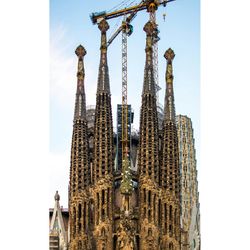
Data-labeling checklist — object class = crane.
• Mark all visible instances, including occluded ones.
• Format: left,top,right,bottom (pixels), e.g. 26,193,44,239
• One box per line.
90,0,175,195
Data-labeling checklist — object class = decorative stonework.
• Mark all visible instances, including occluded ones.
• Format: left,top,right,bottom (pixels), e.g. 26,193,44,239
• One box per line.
161,49,181,249
176,115,200,250
66,21,191,250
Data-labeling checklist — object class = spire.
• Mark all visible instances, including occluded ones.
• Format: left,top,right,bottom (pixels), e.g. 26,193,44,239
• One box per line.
137,21,160,248
68,46,90,250
69,45,89,194
74,44,87,121
50,191,67,249
138,20,159,182
142,21,156,96
93,19,114,183
164,48,176,122
54,190,60,201
161,48,181,247
97,19,110,94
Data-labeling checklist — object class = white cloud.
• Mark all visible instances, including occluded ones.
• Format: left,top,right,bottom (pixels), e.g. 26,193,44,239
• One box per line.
50,25,75,108
50,25,97,109
49,150,70,208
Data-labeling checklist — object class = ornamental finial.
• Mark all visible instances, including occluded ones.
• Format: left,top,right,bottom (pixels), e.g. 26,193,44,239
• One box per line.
54,190,60,201
98,19,109,33
143,21,155,36
164,48,175,62
75,44,86,58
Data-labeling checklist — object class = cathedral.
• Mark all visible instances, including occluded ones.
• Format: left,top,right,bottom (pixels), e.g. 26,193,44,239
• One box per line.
49,18,200,250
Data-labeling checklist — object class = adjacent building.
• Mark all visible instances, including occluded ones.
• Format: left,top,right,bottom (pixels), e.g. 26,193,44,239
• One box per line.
176,115,201,250
49,191,69,250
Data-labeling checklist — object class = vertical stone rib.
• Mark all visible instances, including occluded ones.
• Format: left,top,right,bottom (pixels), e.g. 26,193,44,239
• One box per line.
161,48,181,249
138,21,160,250
69,45,90,250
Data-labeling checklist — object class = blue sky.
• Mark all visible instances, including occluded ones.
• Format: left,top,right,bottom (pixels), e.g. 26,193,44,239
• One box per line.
50,0,200,207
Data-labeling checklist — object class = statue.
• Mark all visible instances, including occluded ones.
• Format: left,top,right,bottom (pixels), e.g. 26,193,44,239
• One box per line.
117,223,135,250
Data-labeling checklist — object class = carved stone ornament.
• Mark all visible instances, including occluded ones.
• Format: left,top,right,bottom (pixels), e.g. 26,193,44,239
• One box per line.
143,21,156,36
164,48,175,62
75,44,86,58
98,19,110,33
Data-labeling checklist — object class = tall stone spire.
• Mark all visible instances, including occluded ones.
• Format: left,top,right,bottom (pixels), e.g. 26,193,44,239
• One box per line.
97,19,110,94
161,48,181,249
69,45,90,250
138,21,160,250
142,21,156,96
91,19,113,250
164,48,176,121
92,19,113,182
74,45,87,120
138,20,159,182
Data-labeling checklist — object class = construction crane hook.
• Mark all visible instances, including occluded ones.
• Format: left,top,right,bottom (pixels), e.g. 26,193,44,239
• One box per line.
163,13,166,21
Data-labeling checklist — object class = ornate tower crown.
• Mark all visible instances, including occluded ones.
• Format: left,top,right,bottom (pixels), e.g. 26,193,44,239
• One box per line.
98,19,109,33
164,47,175,62
75,44,86,57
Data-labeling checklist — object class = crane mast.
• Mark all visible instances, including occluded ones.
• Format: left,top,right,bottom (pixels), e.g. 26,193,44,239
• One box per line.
121,20,129,161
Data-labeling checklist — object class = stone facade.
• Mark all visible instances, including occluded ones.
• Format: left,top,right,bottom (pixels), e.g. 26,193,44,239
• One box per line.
65,19,197,250
176,115,200,250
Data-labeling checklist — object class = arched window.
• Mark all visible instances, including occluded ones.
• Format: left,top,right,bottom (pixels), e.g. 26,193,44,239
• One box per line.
169,205,172,220
107,188,110,217
169,242,173,250
73,206,76,237
83,202,86,230
174,208,177,225
78,203,82,231
148,190,151,206
158,199,162,226
153,194,156,222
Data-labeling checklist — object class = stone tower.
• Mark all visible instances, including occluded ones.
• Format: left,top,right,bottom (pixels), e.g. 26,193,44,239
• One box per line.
91,19,114,250
161,48,181,249
69,45,90,250
176,115,200,250
137,20,160,250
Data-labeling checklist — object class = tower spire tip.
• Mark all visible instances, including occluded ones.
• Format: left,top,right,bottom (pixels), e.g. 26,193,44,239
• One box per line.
75,45,86,57
54,190,60,201
164,48,175,61
98,19,109,32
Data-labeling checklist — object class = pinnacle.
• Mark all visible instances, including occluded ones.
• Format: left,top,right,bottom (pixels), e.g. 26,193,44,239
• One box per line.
75,44,86,57
54,190,60,201
98,19,109,32
143,20,155,36
164,48,175,62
